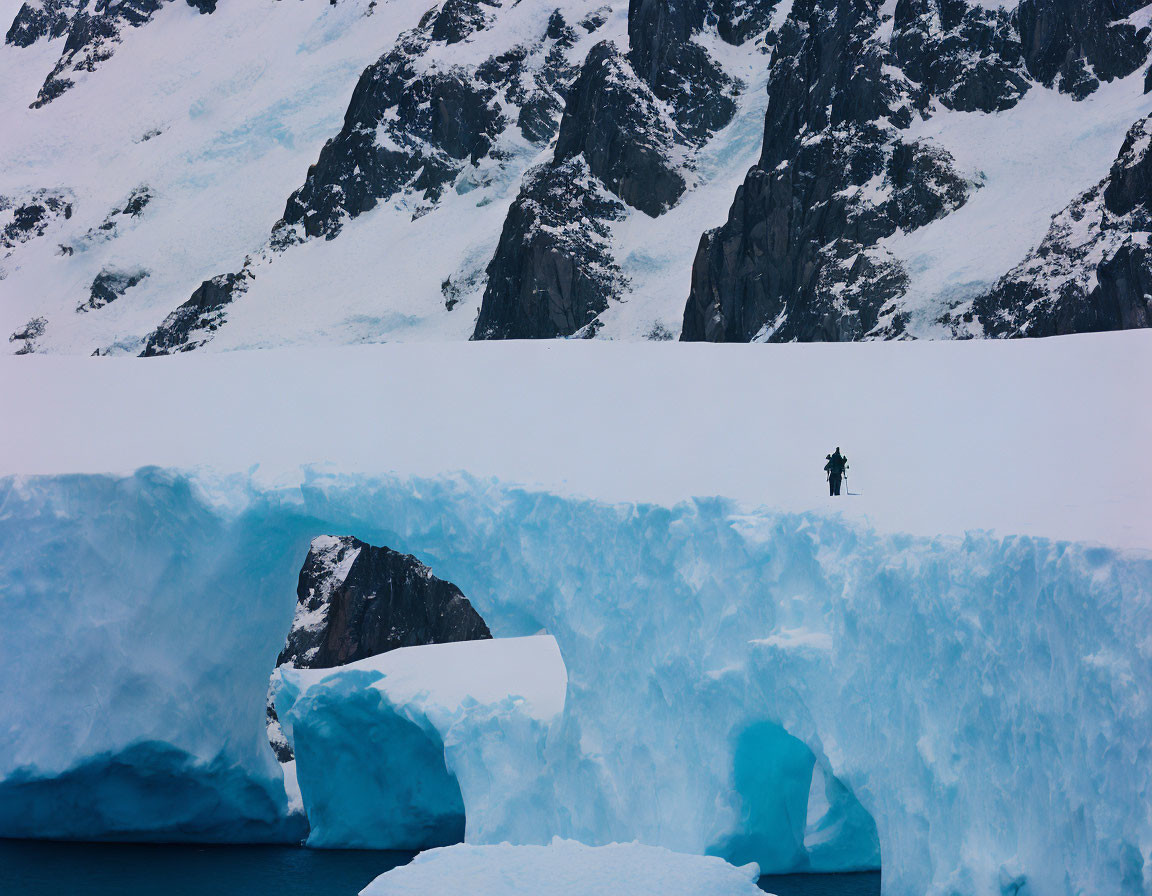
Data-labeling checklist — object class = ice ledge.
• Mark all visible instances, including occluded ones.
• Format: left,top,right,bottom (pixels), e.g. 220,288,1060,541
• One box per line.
273,637,568,849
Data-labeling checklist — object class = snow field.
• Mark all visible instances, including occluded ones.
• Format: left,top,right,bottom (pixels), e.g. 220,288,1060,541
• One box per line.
2,333,1149,549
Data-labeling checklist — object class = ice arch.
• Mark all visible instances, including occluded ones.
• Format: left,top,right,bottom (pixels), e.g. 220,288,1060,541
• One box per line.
0,469,1149,896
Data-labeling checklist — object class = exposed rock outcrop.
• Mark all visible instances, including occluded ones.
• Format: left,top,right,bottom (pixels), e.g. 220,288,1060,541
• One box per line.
79,267,149,312
140,271,250,355
472,0,766,340
1016,0,1151,100
554,41,685,217
626,0,752,143
892,0,1031,113
276,28,504,241
682,0,973,343
473,157,627,339
9,316,47,354
0,189,73,252
142,5,587,354
267,535,491,762
4,0,81,47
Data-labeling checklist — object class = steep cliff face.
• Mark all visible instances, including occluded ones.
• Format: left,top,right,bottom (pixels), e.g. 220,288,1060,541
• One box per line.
553,41,685,217
967,114,1152,336
1016,0,1151,100
5,0,82,48
470,0,765,340
266,535,491,762
472,157,626,339
681,0,1151,343
682,0,973,342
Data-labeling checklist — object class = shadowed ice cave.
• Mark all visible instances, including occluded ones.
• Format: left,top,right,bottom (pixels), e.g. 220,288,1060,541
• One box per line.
712,722,880,872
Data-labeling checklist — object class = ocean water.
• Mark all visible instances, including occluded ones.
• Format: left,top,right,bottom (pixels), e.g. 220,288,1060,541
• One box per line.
0,840,415,896
0,839,882,895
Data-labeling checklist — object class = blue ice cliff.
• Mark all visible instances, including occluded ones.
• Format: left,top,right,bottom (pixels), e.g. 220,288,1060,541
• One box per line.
0,468,1149,895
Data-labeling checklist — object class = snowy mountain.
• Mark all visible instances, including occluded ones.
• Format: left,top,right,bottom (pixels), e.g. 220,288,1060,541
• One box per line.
1,0,1149,353
266,534,491,762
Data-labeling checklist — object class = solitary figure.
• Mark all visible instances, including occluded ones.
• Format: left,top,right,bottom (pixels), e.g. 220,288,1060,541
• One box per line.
824,447,848,496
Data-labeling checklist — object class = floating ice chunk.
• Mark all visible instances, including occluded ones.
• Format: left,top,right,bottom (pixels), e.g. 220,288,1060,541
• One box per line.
360,839,763,896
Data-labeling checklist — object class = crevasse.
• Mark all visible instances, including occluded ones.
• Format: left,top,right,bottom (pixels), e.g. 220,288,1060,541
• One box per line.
0,468,1148,895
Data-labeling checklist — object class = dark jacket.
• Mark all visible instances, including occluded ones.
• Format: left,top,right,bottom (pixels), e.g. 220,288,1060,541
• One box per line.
824,452,848,477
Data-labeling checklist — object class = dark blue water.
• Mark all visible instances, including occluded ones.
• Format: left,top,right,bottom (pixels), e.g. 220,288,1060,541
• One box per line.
758,870,881,896
0,840,415,896
0,839,881,895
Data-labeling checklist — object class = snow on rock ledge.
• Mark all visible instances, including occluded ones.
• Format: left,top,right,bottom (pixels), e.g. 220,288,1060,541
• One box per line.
360,839,763,896
273,636,567,849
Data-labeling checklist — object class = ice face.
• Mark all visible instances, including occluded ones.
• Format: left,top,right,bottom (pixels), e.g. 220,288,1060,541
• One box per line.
0,469,1149,896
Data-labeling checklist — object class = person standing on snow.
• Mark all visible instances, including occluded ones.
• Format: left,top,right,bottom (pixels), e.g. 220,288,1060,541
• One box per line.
824,448,848,496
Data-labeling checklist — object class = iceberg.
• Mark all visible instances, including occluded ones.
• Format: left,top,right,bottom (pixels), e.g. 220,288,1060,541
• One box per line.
359,839,764,896
0,468,1149,895
274,635,567,849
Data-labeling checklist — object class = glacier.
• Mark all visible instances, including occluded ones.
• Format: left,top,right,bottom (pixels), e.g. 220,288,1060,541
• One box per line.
0,468,1149,894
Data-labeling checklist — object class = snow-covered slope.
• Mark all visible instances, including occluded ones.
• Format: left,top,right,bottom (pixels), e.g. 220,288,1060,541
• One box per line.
1,0,1149,352
0,469,1148,895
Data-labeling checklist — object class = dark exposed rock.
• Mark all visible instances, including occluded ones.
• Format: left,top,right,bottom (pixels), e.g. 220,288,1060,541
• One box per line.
892,0,1031,113
473,157,626,339
971,115,1152,337
32,0,166,108
1,190,73,251
709,0,778,45
275,27,504,241
9,316,47,354
1094,241,1152,328
145,7,588,354
430,0,491,44
504,12,580,144
83,184,153,241
681,0,970,343
580,4,611,31
887,139,971,231
140,271,250,356
79,267,149,312
627,0,744,143
1015,0,1151,99
26,1,215,105
554,41,686,216
5,0,81,47
267,535,491,762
